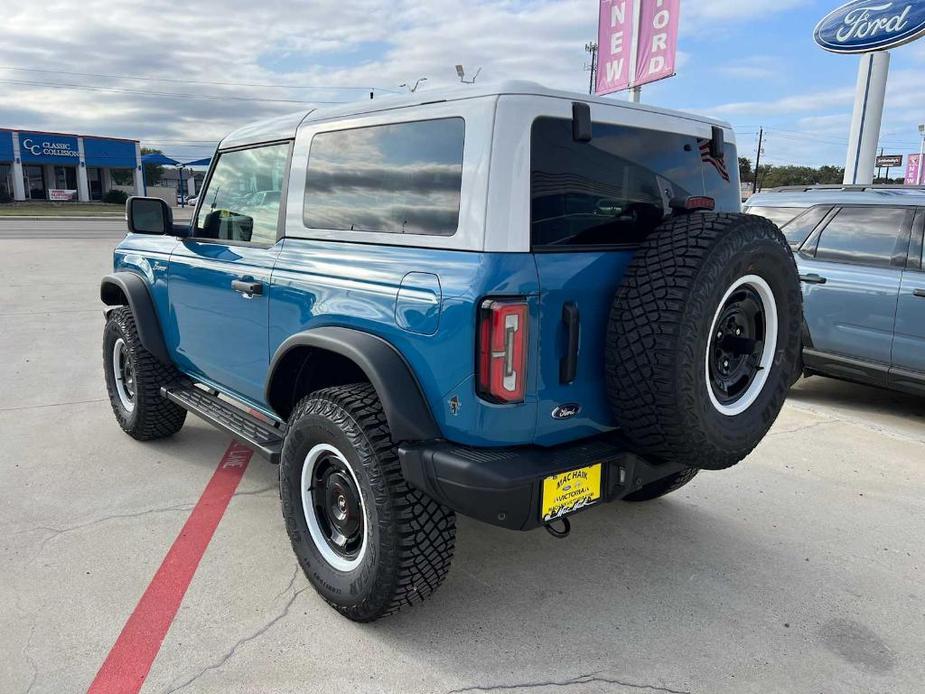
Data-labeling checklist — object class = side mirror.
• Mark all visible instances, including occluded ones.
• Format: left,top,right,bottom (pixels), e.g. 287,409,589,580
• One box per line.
202,209,254,242
126,196,173,235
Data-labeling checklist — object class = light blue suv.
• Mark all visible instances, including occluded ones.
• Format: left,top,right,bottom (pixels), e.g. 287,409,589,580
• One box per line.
746,186,925,394
100,83,802,620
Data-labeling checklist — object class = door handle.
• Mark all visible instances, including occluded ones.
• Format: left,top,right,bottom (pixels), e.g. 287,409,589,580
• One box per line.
799,273,827,284
913,289,925,298
559,301,580,384
231,279,263,297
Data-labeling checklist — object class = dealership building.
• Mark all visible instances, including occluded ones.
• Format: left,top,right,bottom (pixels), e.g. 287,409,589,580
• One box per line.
0,128,143,201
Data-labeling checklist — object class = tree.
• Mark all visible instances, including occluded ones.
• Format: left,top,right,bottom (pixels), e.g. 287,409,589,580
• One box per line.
754,163,847,190
141,147,165,186
738,156,753,184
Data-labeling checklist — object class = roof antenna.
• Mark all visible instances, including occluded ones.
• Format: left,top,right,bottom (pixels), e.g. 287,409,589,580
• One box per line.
455,65,481,84
399,77,427,93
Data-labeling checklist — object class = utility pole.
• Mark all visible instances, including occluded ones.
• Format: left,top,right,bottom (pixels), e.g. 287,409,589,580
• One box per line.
584,42,598,95
877,146,884,181
753,128,764,193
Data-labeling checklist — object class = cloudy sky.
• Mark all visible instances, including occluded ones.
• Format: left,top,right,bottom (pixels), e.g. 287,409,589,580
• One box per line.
3,0,924,168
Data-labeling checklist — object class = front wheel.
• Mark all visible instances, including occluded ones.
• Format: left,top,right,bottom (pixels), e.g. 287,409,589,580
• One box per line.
103,307,186,440
280,384,456,621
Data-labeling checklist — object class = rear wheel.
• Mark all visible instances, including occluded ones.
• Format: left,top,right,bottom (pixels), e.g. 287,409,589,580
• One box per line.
103,307,186,440
605,213,801,470
280,384,455,621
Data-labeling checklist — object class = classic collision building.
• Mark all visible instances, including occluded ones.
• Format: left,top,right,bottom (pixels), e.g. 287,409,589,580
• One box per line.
0,128,144,201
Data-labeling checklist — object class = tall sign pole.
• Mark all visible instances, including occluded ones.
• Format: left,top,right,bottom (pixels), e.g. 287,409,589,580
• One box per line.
813,1,925,185
843,50,890,184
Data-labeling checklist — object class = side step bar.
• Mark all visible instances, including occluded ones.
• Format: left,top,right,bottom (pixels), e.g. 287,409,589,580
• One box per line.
161,385,286,463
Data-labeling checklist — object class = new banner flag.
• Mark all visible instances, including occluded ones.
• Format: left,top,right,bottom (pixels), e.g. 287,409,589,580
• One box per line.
596,0,680,96
596,0,635,94
905,154,921,185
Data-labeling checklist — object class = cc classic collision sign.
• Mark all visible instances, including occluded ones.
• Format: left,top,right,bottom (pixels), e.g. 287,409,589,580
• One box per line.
814,0,925,53
18,132,80,163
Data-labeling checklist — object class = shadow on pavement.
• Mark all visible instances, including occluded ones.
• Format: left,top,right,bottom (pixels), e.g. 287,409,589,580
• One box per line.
788,376,924,422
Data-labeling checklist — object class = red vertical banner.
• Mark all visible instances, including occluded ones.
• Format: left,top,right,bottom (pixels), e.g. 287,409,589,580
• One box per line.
905,154,921,185
596,0,681,96
596,0,635,95
634,0,680,87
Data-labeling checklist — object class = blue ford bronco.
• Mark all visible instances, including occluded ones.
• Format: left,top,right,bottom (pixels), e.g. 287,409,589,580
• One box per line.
101,82,801,621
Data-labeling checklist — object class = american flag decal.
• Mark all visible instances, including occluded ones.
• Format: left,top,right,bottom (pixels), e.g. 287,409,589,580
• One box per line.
698,138,730,182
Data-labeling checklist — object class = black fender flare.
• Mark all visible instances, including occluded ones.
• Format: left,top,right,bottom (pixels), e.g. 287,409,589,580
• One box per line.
266,327,441,442
100,272,171,364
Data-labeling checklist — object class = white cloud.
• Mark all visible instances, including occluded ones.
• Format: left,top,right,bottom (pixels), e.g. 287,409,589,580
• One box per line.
0,0,909,169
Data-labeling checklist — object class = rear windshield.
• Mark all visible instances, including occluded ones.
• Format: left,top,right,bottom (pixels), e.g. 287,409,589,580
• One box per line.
530,117,739,249
745,205,802,228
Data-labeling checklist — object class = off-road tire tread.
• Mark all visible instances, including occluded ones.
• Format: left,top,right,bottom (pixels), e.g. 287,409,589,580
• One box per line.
104,306,186,440
605,212,800,470
284,383,455,621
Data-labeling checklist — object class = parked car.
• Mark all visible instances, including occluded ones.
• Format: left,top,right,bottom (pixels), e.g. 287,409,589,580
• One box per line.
746,186,925,395
101,82,801,621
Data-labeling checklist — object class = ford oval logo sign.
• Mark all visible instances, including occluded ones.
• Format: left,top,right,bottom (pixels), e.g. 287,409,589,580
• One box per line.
552,403,581,420
814,1,925,53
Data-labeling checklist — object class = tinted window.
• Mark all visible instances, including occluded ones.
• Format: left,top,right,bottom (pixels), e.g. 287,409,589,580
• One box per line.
746,206,802,227
814,206,908,267
779,205,830,248
195,143,289,244
530,117,738,248
303,118,464,236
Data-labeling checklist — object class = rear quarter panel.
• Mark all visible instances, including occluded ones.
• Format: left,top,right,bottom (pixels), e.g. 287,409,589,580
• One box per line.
269,239,541,446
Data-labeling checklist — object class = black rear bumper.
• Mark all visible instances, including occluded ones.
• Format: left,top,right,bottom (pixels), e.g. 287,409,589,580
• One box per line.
398,434,687,531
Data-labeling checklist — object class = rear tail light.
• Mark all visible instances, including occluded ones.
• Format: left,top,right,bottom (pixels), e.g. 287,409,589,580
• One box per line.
669,195,715,211
477,298,528,403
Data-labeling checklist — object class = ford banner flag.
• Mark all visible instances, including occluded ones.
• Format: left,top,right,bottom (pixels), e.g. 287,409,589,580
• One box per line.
596,0,680,96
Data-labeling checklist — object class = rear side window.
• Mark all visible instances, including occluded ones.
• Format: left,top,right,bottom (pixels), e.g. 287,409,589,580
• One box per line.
303,118,464,236
746,206,802,228
814,206,909,267
530,117,738,249
779,205,830,248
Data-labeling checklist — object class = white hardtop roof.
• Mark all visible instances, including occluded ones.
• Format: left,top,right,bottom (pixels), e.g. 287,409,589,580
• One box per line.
220,80,733,149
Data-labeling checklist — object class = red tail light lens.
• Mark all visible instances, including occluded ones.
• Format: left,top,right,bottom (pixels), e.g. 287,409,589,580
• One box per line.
477,298,528,403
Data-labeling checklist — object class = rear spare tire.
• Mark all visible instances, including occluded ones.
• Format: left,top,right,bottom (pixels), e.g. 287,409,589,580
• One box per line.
605,213,801,470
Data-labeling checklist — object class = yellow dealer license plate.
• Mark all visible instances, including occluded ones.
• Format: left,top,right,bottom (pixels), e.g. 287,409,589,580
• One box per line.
541,463,602,522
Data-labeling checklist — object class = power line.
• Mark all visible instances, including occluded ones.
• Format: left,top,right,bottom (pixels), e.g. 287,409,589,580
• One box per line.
0,78,349,104
0,65,401,93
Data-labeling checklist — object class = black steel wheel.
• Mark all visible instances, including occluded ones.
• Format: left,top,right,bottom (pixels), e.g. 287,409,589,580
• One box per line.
605,212,802,470
103,307,186,440
280,383,456,621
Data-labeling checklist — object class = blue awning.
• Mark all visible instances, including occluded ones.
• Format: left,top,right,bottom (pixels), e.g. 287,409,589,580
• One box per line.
141,152,180,166
183,157,212,167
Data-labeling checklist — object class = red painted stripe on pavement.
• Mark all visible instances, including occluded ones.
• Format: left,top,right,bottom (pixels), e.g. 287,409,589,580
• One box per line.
87,441,253,693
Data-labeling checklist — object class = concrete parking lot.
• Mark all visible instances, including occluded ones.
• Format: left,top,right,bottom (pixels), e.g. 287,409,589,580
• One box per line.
2,218,924,693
